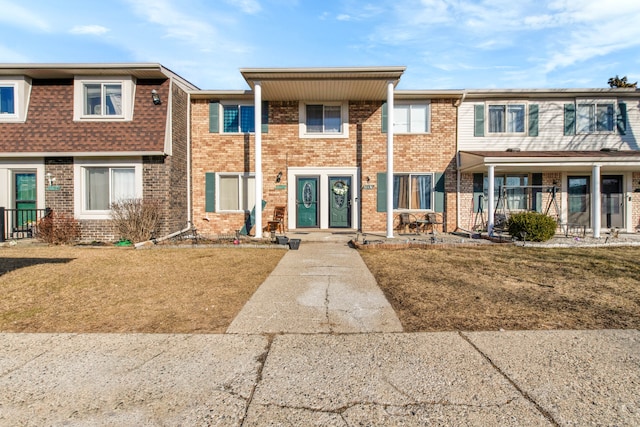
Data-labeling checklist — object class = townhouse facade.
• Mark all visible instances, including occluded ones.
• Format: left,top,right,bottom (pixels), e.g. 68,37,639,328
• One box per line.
2,63,639,242
190,67,459,239
457,89,640,237
0,64,196,241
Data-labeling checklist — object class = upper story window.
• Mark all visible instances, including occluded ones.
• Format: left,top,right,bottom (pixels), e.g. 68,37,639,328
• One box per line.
299,102,349,138
488,104,525,133
577,102,614,133
83,83,123,116
74,76,134,121
0,85,15,115
0,77,30,122
394,102,430,134
223,104,255,133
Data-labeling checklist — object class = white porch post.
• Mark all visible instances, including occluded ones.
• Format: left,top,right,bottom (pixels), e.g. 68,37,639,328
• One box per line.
254,81,263,238
386,81,395,238
487,165,495,236
592,164,601,238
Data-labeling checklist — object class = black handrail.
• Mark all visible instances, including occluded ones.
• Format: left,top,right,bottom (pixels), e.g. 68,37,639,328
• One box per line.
0,207,52,242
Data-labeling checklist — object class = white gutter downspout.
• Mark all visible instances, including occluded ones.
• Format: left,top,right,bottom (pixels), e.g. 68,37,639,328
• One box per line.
386,81,395,238
454,92,466,231
592,164,601,238
254,82,263,238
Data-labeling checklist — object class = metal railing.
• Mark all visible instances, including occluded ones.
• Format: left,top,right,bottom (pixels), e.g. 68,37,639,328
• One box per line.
0,207,52,242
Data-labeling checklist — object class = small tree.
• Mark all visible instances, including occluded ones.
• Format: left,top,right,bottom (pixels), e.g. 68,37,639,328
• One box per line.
36,211,81,245
507,212,557,242
608,75,637,88
110,198,161,243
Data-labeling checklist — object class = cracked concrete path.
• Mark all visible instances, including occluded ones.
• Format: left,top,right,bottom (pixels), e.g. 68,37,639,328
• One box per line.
226,242,403,334
1,331,638,425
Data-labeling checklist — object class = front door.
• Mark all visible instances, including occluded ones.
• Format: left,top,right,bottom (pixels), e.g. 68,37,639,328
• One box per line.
296,176,318,228
568,176,590,226
329,176,351,228
601,175,624,229
15,172,37,227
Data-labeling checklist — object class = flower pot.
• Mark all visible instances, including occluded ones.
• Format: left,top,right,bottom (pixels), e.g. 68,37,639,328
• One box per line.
276,236,289,245
288,239,301,250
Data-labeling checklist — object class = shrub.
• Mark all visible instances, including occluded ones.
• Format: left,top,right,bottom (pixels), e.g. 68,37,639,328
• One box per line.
36,212,81,245
507,211,557,242
110,199,161,243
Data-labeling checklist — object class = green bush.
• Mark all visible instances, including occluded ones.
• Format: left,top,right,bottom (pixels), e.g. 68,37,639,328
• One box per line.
506,212,557,242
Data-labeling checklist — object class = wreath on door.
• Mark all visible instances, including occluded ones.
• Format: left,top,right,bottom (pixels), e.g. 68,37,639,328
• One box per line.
332,181,349,196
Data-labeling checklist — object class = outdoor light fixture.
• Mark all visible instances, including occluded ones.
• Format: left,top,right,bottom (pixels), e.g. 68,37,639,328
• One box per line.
151,89,161,105
45,172,56,187
275,171,282,183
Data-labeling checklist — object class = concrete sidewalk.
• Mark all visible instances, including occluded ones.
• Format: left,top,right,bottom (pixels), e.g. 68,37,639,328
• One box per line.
1,331,638,425
1,235,639,425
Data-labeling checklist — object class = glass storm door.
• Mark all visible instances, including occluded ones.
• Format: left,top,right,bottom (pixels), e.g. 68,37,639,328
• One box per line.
601,175,624,229
329,176,351,228
15,172,37,225
296,176,318,228
568,176,590,226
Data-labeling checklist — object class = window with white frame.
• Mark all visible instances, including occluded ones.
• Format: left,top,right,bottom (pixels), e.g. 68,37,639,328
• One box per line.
577,102,615,133
488,104,525,133
483,174,529,210
394,102,430,133
83,83,123,116
223,104,255,133
299,102,348,137
393,173,433,210
84,167,136,211
0,85,15,115
218,173,255,211
73,76,134,121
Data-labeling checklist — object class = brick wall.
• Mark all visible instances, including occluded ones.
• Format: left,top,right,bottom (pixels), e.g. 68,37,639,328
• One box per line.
191,98,458,235
633,172,640,231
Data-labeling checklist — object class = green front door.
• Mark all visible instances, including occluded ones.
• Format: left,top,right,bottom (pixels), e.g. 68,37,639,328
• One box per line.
296,176,318,227
329,176,351,228
15,172,37,225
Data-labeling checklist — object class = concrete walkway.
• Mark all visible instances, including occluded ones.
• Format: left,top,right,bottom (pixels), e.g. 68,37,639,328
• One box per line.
227,240,402,334
1,233,639,426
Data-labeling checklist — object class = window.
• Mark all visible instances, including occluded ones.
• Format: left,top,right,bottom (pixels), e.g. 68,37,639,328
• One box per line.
393,174,433,210
218,174,255,211
83,83,123,116
577,102,614,133
394,103,430,133
84,167,135,210
483,174,529,210
306,104,341,133
223,105,255,133
0,85,15,115
74,76,134,121
488,104,525,133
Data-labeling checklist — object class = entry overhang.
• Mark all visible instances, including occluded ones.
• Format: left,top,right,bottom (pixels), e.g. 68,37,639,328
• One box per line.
459,150,640,173
239,66,406,101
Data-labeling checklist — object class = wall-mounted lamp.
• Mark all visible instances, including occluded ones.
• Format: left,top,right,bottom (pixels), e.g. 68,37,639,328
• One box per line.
46,172,56,187
275,171,282,183
151,89,162,105
366,176,370,182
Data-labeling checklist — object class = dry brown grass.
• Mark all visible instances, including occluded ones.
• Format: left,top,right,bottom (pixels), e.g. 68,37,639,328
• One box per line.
360,245,640,332
0,246,285,333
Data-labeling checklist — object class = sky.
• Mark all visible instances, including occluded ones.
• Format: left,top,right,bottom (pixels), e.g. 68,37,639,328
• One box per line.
1,0,639,91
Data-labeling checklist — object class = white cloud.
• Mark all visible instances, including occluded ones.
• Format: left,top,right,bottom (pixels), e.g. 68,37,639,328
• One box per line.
225,0,262,14
0,0,50,31
69,25,110,36
337,14,351,21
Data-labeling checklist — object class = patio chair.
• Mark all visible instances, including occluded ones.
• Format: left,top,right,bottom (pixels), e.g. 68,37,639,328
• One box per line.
394,213,419,234
418,212,443,237
266,205,286,234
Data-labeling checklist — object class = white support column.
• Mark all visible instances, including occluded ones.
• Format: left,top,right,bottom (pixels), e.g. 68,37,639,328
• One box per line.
487,165,495,236
254,82,263,238
386,81,395,238
592,164,601,238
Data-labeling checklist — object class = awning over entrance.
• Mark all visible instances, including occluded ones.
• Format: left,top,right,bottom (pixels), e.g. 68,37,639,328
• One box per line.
460,150,640,173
